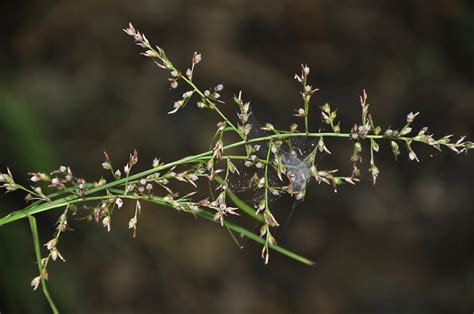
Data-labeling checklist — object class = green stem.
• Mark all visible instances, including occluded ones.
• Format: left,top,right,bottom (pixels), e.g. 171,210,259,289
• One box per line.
264,138,273,216
0,132,432,226
189,205,314,265
24,190,312,265
28,216,59,314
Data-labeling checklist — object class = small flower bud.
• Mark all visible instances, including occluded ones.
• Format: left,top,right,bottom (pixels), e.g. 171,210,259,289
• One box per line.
115,198,123,209
406,112,420,124
153,158,160,167
400,127,412,136
182,91,194,99
128,216,137,229
170,70,179,77
31,276,41,291
45,239,57,251
321,103,331,114
370,164,380,185
192,52,202,65
354,142,362,153
102,216,111,232
51,177,61,186
409,151,419,162
391,141,400,160
303,65,310,76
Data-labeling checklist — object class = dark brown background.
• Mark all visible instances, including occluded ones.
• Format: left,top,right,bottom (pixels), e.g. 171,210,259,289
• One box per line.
0,1,473,313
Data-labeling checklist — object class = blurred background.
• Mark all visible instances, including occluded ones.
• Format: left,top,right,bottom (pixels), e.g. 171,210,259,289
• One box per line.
1,0,473,313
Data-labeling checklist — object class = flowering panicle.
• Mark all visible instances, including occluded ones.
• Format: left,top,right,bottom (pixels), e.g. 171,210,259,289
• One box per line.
0,24,472,312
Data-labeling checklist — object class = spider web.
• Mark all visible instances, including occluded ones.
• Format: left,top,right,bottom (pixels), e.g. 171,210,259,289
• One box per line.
227,110,323,209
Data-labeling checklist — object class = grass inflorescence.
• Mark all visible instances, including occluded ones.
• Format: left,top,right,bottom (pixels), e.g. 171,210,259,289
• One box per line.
0,23,472,313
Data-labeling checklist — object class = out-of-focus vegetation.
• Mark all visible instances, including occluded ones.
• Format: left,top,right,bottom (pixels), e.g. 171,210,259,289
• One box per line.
1,1,473,313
